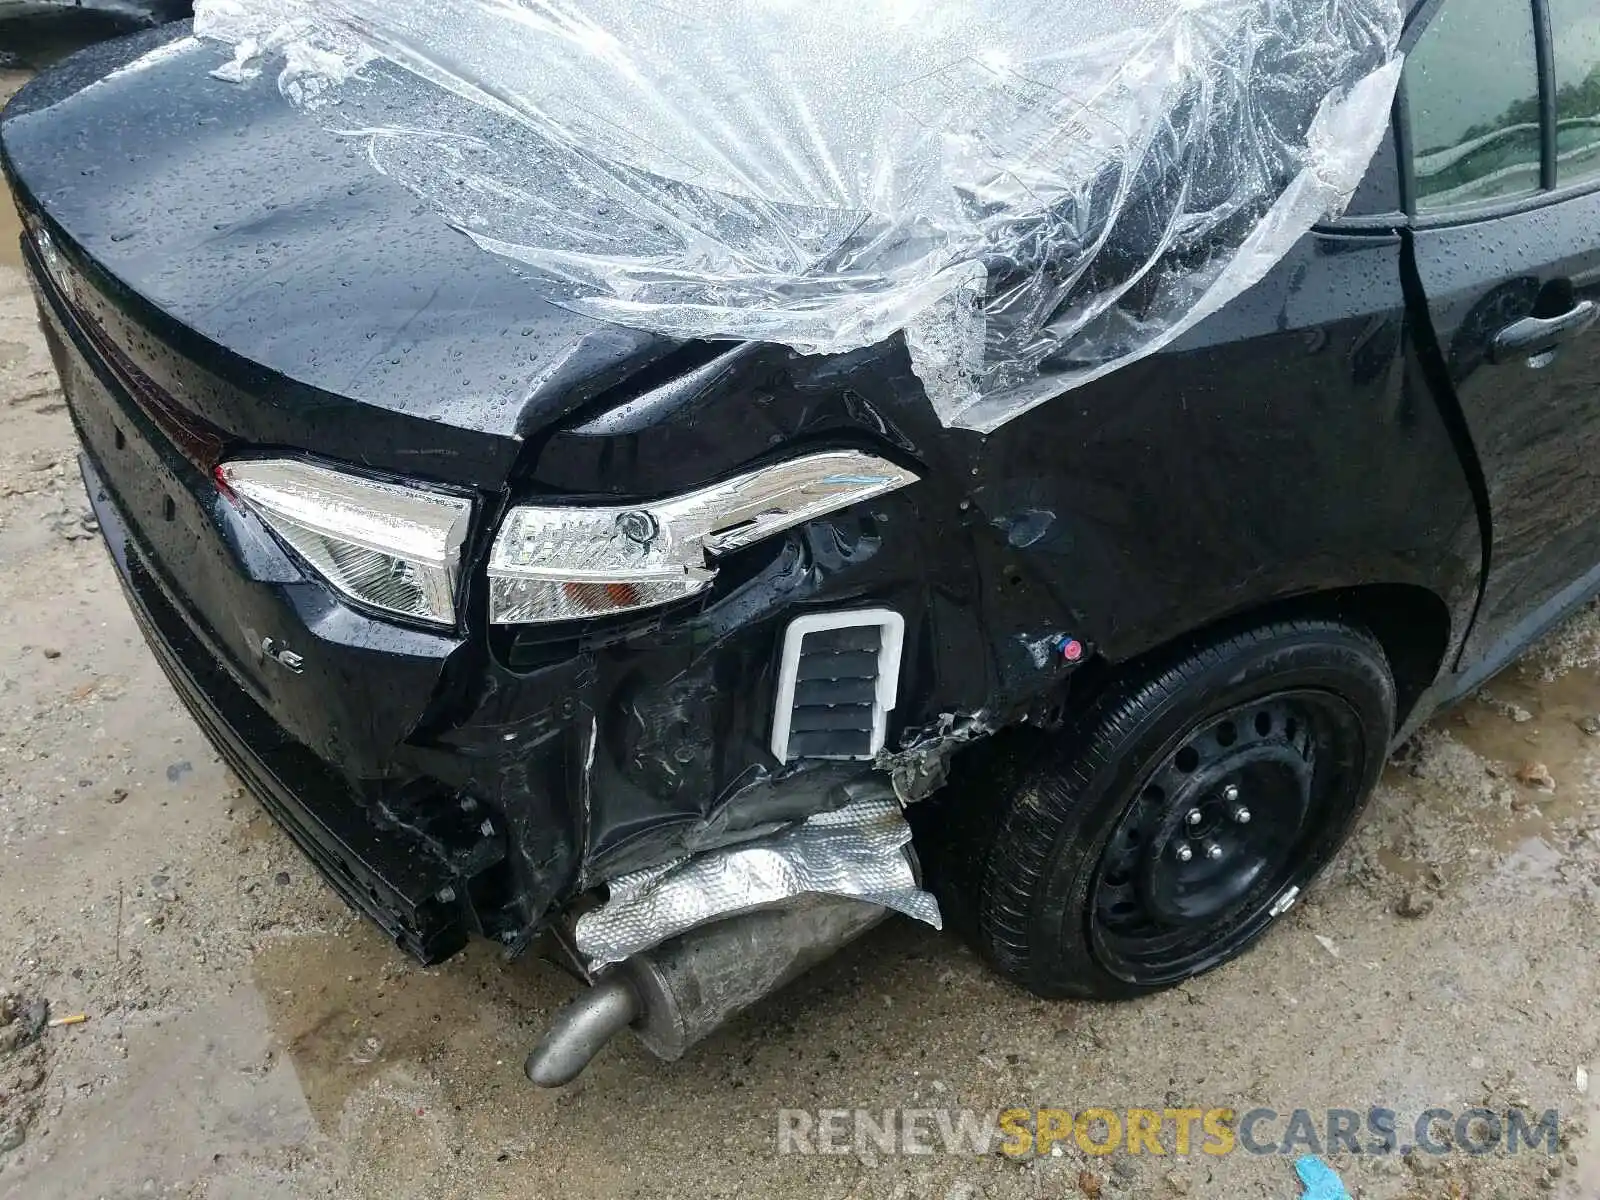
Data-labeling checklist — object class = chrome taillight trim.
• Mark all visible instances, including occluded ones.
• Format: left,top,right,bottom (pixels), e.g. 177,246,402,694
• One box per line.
486,450,918,625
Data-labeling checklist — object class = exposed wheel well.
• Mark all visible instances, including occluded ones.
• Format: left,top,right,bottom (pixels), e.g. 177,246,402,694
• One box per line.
1071,584,1452,735
1326,584,1453,726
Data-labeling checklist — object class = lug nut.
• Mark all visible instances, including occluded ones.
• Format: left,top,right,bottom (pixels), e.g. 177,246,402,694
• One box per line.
1185,808,1204,826
1232,805,1251,824
1205,842,1224,861
1222,784,1240,804
1175,843,1194,863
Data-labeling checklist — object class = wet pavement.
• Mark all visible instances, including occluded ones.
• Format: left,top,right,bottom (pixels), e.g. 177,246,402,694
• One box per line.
4,69,1600,1200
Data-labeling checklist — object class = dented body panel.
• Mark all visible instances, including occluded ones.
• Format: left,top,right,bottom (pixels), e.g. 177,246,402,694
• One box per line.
1,24,1502,962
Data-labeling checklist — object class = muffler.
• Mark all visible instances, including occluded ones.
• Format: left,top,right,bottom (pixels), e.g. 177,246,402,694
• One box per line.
525,892,890,1086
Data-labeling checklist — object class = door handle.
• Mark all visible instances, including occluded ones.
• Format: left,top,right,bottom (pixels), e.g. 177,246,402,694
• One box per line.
1489,299,1599,364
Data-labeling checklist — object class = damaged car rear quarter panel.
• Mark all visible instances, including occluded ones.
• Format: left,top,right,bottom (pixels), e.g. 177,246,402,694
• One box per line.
490,231,1483,904
403,454,1036,929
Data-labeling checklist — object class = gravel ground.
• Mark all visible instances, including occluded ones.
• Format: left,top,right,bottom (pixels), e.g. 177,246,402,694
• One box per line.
5,69,1600,1200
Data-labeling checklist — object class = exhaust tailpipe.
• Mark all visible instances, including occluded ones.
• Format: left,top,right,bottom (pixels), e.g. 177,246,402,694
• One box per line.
523,975,641,1087
525,893,889,1086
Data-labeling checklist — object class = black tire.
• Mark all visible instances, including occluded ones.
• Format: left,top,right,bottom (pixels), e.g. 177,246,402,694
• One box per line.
925,619,1395,1001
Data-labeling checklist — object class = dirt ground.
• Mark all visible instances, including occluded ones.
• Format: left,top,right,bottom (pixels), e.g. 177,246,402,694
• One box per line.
5,71,1600,1200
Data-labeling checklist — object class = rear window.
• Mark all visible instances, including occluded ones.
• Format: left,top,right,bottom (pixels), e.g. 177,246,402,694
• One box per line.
1406,0,1543,213
1550,0,1600,186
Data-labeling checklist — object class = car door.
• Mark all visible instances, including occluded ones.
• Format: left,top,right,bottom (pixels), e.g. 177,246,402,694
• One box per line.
1402,0,1600,668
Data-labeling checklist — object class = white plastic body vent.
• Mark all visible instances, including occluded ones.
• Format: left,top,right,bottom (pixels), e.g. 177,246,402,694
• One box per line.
770,609,904,764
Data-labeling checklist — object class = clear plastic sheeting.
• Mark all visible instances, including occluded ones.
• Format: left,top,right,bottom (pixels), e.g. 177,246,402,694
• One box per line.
194,0,1404,431
573,792,940,969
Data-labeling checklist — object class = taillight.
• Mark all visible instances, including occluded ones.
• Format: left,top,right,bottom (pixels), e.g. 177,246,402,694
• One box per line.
217,458,472,627
486,451,917,625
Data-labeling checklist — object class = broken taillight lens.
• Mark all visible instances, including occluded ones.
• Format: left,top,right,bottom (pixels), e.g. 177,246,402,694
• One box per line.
486,451,917,625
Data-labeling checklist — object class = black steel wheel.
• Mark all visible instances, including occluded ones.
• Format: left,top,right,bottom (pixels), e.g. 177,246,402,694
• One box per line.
1087,690,1368,985
928,618,1395,1000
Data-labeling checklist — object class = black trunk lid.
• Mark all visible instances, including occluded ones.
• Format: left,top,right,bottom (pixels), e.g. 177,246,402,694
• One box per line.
1,24,675,489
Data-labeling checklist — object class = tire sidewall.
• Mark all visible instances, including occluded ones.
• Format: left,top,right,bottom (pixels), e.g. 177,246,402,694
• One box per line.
1015,628,1395,998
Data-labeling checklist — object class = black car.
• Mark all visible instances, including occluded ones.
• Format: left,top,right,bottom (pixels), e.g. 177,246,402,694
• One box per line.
4,0,1600,1083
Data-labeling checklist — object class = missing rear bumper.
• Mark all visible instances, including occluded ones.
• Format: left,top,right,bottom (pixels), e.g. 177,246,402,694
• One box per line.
525,785,939,1085
575,784,939,968
527,892,901,1086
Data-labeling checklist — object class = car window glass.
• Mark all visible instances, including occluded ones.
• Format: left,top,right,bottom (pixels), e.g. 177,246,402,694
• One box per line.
1550,0,1600,186
1407,0,1543,213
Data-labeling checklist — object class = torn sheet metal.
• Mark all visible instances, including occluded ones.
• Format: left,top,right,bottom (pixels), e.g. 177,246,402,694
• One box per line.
574,791,940,968
193,0,1403,431
878,710,997,803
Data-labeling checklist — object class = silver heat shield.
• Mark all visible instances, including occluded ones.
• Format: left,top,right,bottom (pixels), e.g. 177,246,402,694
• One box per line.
574,792,941,968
